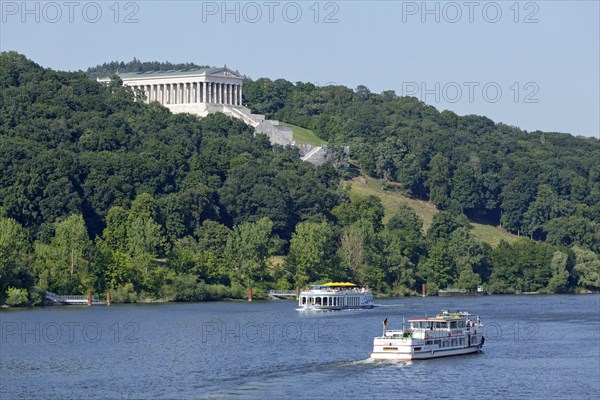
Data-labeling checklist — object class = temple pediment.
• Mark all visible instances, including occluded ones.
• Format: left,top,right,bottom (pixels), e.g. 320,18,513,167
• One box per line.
207,67,243,79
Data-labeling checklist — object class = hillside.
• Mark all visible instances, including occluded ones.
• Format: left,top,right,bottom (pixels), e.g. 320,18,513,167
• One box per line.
348,175,519,247
1,53,599,307
279,122,326,146
244,78,600,252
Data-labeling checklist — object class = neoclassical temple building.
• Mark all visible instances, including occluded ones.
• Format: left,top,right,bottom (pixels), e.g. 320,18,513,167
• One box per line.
99,66,244,113
99,67,327,164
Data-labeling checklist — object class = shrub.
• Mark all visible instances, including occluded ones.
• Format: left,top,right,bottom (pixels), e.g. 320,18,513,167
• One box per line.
5,287,28,306
110,283,138,303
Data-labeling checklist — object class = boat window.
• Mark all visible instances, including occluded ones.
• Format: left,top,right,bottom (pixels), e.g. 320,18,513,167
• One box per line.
450,321,457,329
301,297,306,305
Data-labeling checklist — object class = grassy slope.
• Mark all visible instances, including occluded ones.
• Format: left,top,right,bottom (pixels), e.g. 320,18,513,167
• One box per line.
280,122,326,146
348,176,520,247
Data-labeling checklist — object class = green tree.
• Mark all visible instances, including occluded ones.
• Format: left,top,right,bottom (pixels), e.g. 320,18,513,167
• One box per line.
572,246,600,291
337,223,368,285
102,206,129,252
35,214,95,294
332,194,384,231
427,153,451,209
417,241,455,293
287,221,337,287
426,211,470,241
524,185,573,239
0,217,32,301
378,229,418,295
546,251,570,293
387,203,423,236
225,217,274,287
5,286,28,306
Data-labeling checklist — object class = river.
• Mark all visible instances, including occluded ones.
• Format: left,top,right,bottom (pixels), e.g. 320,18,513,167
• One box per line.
1,295,599,399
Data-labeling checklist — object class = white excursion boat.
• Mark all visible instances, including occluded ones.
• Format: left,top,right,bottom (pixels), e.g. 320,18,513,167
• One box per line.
370,310,484,360
298,282,373,311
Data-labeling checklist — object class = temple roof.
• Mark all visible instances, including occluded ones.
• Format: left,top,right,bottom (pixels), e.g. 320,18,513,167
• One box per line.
98,66,243,81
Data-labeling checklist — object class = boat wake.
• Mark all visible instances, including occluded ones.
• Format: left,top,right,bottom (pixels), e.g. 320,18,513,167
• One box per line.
359,358,413,366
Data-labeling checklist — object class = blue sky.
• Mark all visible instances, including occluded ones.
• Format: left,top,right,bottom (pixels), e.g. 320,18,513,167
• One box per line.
1,1,598,138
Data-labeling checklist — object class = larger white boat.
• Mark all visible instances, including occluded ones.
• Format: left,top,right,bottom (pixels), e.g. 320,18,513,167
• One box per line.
370,310,484,360
298,282,373,311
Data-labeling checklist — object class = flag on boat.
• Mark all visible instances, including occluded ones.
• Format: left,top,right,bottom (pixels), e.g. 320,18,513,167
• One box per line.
383,318,388,328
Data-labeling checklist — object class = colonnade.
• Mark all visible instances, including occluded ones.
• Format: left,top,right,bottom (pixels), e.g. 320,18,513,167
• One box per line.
128,81,242,106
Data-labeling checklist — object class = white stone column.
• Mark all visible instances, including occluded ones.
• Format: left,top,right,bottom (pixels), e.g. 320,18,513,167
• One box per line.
239,85,243,106
227,84,231,105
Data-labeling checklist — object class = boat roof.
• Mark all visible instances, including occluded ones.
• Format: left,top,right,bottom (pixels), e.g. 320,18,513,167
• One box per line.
408,311,472,322
322,282,356,287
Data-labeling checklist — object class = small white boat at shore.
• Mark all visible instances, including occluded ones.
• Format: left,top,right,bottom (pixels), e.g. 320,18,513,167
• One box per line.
370,310,484,360
298,282,373,311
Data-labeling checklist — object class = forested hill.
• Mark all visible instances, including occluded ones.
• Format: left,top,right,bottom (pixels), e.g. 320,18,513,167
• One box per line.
0,52,599,307
86,58,211,78
244,79,600,243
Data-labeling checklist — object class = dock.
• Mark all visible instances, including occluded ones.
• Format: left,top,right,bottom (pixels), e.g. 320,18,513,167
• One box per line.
44,292,106,305
267,290,297,299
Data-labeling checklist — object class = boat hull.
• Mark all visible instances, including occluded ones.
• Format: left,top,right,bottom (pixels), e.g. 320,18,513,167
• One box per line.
370,345,482,361
299,304,373,311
